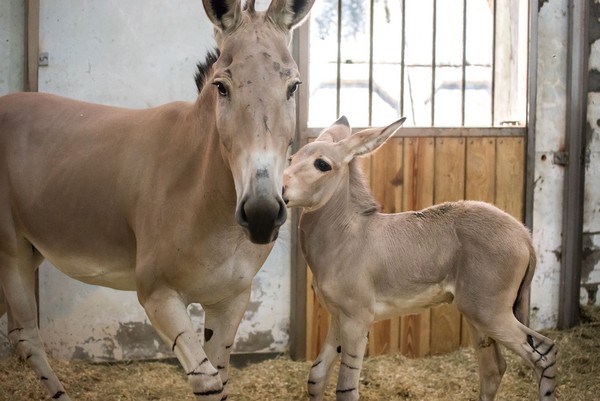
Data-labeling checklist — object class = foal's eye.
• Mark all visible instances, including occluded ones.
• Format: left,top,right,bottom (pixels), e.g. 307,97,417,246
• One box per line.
314,158,332,172
287,81,301,99
213,81,229,97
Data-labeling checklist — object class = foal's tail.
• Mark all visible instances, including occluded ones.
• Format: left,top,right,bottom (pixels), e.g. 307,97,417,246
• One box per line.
513,243,537,327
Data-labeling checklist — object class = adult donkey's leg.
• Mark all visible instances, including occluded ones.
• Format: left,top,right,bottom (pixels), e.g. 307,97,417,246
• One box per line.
203,289,252,401
141,286,224,401
0,242,71,400
466,321,507,401
308,317,341,401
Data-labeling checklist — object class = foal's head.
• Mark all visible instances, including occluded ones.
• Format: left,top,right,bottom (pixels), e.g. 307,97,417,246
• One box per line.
202,0,314,244
283,117,406,210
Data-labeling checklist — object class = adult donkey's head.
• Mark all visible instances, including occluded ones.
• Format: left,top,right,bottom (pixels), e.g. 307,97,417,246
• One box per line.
202,0,314,244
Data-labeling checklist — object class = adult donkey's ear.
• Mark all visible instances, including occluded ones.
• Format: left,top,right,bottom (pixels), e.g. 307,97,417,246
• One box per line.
339,117,406,163
266,0,316,30
203,0,242,32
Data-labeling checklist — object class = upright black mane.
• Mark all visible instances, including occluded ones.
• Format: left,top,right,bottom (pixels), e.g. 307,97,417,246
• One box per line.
194,48,220,93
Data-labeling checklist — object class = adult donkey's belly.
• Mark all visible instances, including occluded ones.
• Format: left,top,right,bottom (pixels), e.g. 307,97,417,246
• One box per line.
0,93,140,290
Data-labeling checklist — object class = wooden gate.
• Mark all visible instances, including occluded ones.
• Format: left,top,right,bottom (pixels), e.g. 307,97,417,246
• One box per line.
303,128,525,360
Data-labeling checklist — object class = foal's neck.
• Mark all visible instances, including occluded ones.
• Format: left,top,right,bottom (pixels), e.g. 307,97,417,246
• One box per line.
302,159,379,230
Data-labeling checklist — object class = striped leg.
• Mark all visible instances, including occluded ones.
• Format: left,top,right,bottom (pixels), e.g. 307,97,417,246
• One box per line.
203,289,252,401
141,287,224,401
1,247,71,400
479,314,557,401
467,321,507,401
307,318,340,401
335,315,370,401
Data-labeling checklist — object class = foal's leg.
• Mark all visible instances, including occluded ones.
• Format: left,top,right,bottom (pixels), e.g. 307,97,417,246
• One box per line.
141,286,224,401
0,246,71,400
335,314,371,401
203,289,252,401
466,320,507,401
481,314,557,401
307,317,341,401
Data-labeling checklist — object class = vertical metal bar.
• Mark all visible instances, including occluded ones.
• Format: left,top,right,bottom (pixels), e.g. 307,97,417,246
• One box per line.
400,0,406,118
491,0,497,126
525,0,537,231
460,0,467,126
559,0,588,329
431,0,437,126
289,20,310,361
336,0,342,118
368,0,375,125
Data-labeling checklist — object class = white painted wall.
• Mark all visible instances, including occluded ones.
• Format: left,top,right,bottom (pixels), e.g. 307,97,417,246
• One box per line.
0,0,291,361
583,30,600,306
530,0,568,328
0,0,25,96
0,0,25,358
531,0,600,328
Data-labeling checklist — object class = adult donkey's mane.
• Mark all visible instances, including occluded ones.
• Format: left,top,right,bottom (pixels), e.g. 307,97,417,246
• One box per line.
194,48,220,93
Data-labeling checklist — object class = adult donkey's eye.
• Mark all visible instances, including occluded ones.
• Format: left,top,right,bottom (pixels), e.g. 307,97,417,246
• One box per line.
287,81,301,99
213,81,229,97
314,158,332,172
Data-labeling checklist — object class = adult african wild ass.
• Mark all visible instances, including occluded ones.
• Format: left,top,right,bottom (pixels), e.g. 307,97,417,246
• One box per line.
0,0,315,399
282,117,557,401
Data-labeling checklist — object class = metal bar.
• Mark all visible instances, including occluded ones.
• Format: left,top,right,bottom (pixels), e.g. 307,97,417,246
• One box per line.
461,0,467,126
431,0,437,126
525,0,538,231
491,0,497,125
400,0,406,118
304,126,526,138
368,0,375,125
289,19,310,361
558,0,588,329
336,0,342,118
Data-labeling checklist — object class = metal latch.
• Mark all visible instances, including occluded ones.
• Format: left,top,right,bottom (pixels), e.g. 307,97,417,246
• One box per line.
553,151,568,166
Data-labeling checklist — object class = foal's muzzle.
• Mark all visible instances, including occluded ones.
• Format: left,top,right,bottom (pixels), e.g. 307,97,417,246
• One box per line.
236,195,287,244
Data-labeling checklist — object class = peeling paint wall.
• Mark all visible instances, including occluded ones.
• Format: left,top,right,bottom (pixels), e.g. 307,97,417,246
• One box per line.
583,2,600,307
532,0,600,328
531,0,568,329
0,0,291,361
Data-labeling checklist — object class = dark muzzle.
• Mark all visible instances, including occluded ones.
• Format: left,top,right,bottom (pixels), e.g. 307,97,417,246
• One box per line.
236,195,287,244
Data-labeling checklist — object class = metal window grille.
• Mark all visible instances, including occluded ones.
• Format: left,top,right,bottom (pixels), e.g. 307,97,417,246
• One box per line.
299,0,528,130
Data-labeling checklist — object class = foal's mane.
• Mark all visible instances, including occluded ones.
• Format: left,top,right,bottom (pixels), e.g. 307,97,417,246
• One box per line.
349,159,380,215
194,48,220,93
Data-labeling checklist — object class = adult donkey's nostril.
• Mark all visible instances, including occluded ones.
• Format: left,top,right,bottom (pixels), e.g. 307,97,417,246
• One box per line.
275,197,287,224
235,195,286,244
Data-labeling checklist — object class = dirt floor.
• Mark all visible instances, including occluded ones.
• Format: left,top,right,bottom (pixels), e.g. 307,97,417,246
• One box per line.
1,306,598,401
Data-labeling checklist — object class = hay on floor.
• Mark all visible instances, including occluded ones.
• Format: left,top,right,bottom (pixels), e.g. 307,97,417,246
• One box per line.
1,306,598,400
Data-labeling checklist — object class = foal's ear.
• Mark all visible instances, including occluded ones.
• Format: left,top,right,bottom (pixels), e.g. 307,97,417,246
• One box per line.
340,117,406,162
316,116,351,143
266,0,316,30
203,0,242,32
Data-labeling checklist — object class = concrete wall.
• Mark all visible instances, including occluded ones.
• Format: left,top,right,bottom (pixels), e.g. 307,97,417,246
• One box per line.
0,0,291,361
0,0,25,358
0,0,25,95
583,2,600,306
531,0,600,329
530,0,568,328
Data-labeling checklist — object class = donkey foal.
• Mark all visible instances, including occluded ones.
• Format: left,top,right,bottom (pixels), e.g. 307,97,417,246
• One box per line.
283,117,556,401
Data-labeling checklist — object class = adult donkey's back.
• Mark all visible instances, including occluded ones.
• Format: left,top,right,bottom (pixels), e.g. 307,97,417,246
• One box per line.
0,0,314,399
